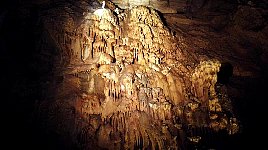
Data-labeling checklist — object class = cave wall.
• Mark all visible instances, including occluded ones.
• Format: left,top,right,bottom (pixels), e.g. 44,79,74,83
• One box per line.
39,3,239,149
112,0,180,13
2,0,268,149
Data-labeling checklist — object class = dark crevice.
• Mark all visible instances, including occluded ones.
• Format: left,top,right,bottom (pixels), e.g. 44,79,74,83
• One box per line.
217,62,233,84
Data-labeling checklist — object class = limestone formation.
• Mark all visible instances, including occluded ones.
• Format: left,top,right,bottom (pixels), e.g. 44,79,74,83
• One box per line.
41,1,239,149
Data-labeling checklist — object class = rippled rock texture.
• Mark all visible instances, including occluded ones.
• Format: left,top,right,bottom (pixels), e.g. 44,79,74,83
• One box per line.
5,0,268,149
34,1,241,149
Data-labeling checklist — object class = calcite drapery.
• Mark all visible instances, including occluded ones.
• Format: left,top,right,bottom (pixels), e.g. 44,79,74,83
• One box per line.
50,3,239,149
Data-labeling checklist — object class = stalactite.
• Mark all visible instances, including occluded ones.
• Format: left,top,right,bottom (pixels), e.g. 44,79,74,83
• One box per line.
50,4,242,150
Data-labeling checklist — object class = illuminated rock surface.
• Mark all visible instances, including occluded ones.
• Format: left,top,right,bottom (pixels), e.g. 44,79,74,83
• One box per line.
36,1,241,149
2,0,268,150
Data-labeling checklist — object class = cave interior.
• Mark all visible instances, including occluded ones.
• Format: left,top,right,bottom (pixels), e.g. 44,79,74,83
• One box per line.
1,0,268,149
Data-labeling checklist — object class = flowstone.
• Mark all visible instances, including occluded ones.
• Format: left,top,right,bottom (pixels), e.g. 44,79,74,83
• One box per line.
42,2,239,149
